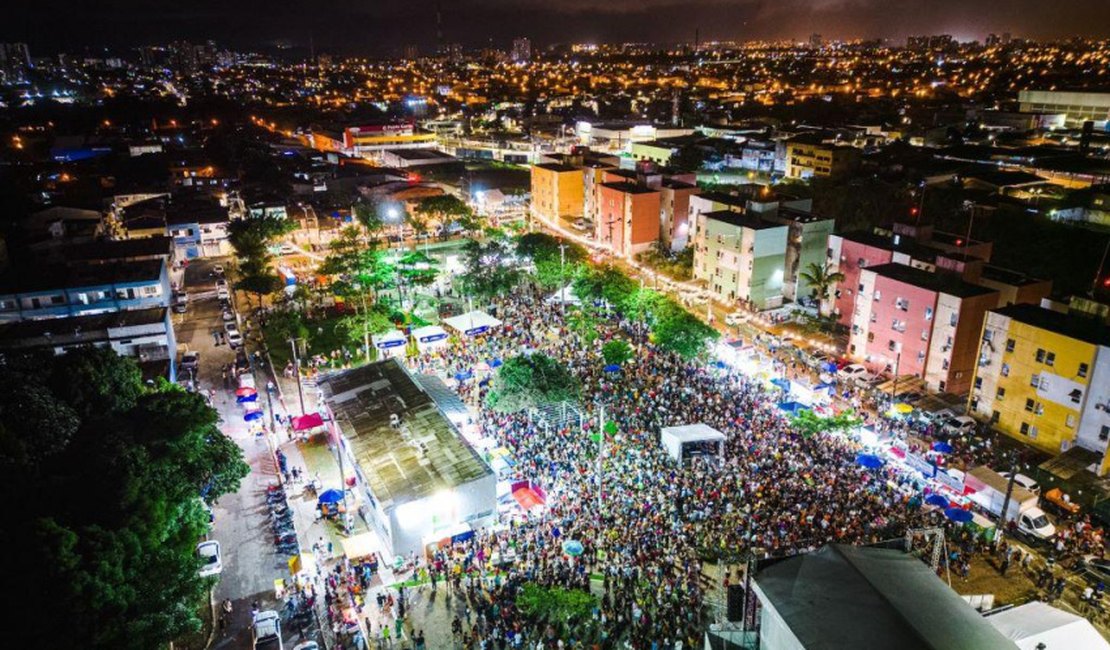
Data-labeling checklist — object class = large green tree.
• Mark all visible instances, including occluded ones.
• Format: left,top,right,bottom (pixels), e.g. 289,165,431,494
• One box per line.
571,264,637,313
458,239,523,301
0,349,249,650
798,262,846,317
516,232,587,289
486,353,580,413
649,297,720,358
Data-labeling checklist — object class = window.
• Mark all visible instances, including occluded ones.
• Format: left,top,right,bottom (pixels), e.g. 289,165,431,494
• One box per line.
1045,352,1055,367
1101,425,1110,442
1029,425,1038,439
888,340,897,352
1030,374,1040,388
1079,363,1090,378
974,376,983,389
917,351,926,363
996,387,1006,400
1025,398,1035,412
924,307,934,321
949,313,958,326
892,319,906,333
1005,338,1015,353
874,290,881,301
991,410,1000,424
1036,348,1046,363
983,329,993,342
1035,402,1044,415
1001,363,1010,377
1020,422,1030,435
1067,414,1077,428
896,297,909,311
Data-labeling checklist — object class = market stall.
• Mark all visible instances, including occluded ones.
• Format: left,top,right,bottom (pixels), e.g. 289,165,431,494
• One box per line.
412,325,449,352
372,329,408,359
442,310,503,337
660,423,726,465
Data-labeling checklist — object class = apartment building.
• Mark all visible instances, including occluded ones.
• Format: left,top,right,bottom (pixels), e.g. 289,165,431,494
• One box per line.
784,136,861,179
971,304,1110,475
850,263,999,394
693,210,788,310
530,162,584,223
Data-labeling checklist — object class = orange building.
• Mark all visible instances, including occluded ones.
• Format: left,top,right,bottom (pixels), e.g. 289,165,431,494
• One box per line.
530,163,584,223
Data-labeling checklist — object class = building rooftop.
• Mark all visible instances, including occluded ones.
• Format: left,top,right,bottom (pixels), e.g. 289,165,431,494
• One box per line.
0,259,164,294
703,209,783,231
601,181,658,195
866,263,997,299
696,191,750,208
384,148,456,162
534,162,580,173
994,303,1110,347
979,265,1046,287
0,307,168,347
754,544,1017,650
319,360,493,508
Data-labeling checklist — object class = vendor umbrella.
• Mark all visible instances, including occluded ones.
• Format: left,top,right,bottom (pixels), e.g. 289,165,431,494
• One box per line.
925,494,949,508
318,489,344,505
237,393,259,404
236,387,257,397
932,441,954,454
603,364,621,373
243,410,264,422
945,507,973,523
562,540,585,557
889,403,914,415
855,453,883,469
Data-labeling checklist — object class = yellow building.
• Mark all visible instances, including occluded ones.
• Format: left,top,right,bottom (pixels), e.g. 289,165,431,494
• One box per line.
530,163,584,223
784,139,861,180
970,304,1110,475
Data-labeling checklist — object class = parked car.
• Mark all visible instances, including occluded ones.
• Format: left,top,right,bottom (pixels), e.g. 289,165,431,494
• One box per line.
837,364,875,383
225,322,240,336
217,287,230,301
724,312,747,327
227,330,244,349
252,610,282,649
215,278,228,290
943,416,977,435
571,218,592,232
180,351,200,372
197,540,222,577
1078,555,1110,584
213,264,225,277
1000,472,1041,495
222,308,236,322
279,243,297,255
173,292,189,314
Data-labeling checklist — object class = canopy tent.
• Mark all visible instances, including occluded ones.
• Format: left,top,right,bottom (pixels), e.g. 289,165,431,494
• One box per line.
987,601,1109,650
373,329,408,358
778,401,810,415
443,311,502,337
510,480,547,511
411,325,449,352
546,283,581,306
292,412,325,432
660,423,726,465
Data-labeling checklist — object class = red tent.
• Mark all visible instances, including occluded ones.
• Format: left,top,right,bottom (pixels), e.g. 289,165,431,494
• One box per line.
292,412,325,431
511,481,546,511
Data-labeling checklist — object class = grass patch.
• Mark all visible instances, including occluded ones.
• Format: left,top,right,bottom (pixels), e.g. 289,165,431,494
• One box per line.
263,312,353,368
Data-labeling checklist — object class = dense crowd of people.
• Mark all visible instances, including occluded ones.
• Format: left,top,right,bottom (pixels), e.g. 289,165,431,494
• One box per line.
395,285,943,648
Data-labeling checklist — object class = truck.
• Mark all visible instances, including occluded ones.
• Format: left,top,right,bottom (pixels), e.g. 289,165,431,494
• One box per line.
252,610,283,650
965,466,1056,541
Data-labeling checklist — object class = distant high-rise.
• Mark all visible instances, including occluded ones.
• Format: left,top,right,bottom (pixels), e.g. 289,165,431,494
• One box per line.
985,33,1000,47
512,37,532,63
403,44,419,61
0,43,32,83
809,33,823,49
1002,32,1012,45
906,34,954,51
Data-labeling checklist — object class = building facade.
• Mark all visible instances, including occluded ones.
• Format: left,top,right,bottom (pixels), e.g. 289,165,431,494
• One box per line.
530,163,584,223
693,210,788,310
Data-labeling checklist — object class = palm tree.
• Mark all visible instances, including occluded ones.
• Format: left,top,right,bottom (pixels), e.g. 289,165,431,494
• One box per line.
799,262,845,317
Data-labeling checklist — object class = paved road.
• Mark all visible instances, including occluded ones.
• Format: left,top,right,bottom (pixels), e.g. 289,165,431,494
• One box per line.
176,258,320,649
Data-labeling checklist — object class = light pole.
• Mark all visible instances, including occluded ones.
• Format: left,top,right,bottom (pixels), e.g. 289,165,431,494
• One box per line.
289,337,306,416
890,344,902,403
559,243,568,316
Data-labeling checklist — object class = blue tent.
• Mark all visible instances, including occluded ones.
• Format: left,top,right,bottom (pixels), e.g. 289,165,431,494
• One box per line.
770,377,791,391
815,382,836,393
855,453,883,469
778,401,809,415
318,489,344,505
243,410,264,422
454,370,474,381
945,507,973,523
237,393,259,404
820,361,839,373
925,494,949,508
603,364,621,373
713,360,728,369
932,441,954,454
489,358,503,368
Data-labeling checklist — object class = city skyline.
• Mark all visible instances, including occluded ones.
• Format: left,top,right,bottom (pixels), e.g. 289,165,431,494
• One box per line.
3,0,1110,54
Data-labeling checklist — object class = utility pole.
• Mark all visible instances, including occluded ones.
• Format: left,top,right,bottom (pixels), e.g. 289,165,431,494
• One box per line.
559,243,567,316
289,337,306,416
996,452,1020,548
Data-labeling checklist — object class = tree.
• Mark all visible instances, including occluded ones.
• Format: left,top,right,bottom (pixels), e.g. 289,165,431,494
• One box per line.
798,262,846,316
414,194,479,236
486,353,580,413
0,349,249,650
790,409,862,438
602,339,634,366
670,144,707,173
565,303,602,347
572,264,637,313
235,256,284,307
458,239,523,301
516,232,587,289
650,297,719,358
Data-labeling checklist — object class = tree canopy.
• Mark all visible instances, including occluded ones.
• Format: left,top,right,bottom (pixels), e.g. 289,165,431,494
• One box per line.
485,353,580,413
458,239,523,301
0,348,249,650
649,297,720,358
516,232,587,289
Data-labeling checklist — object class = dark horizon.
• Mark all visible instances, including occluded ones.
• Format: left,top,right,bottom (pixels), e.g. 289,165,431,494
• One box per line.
3,0,1110,56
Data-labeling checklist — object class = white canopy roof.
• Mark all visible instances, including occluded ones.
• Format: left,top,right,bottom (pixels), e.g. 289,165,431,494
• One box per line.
411,325,449,345
372,329,408,350
546,284,581,306
987,601,1109,650
442,311,502,336
660,423,727,443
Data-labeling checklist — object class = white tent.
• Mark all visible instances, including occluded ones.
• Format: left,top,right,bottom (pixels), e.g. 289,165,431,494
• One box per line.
442,311,502,337
660,424,726,465
412,325,449,352
373,329,408,359
546,283,581,306
987,601,1109,650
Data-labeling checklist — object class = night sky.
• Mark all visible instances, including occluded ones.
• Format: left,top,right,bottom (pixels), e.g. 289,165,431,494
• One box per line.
4,0,1110,54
